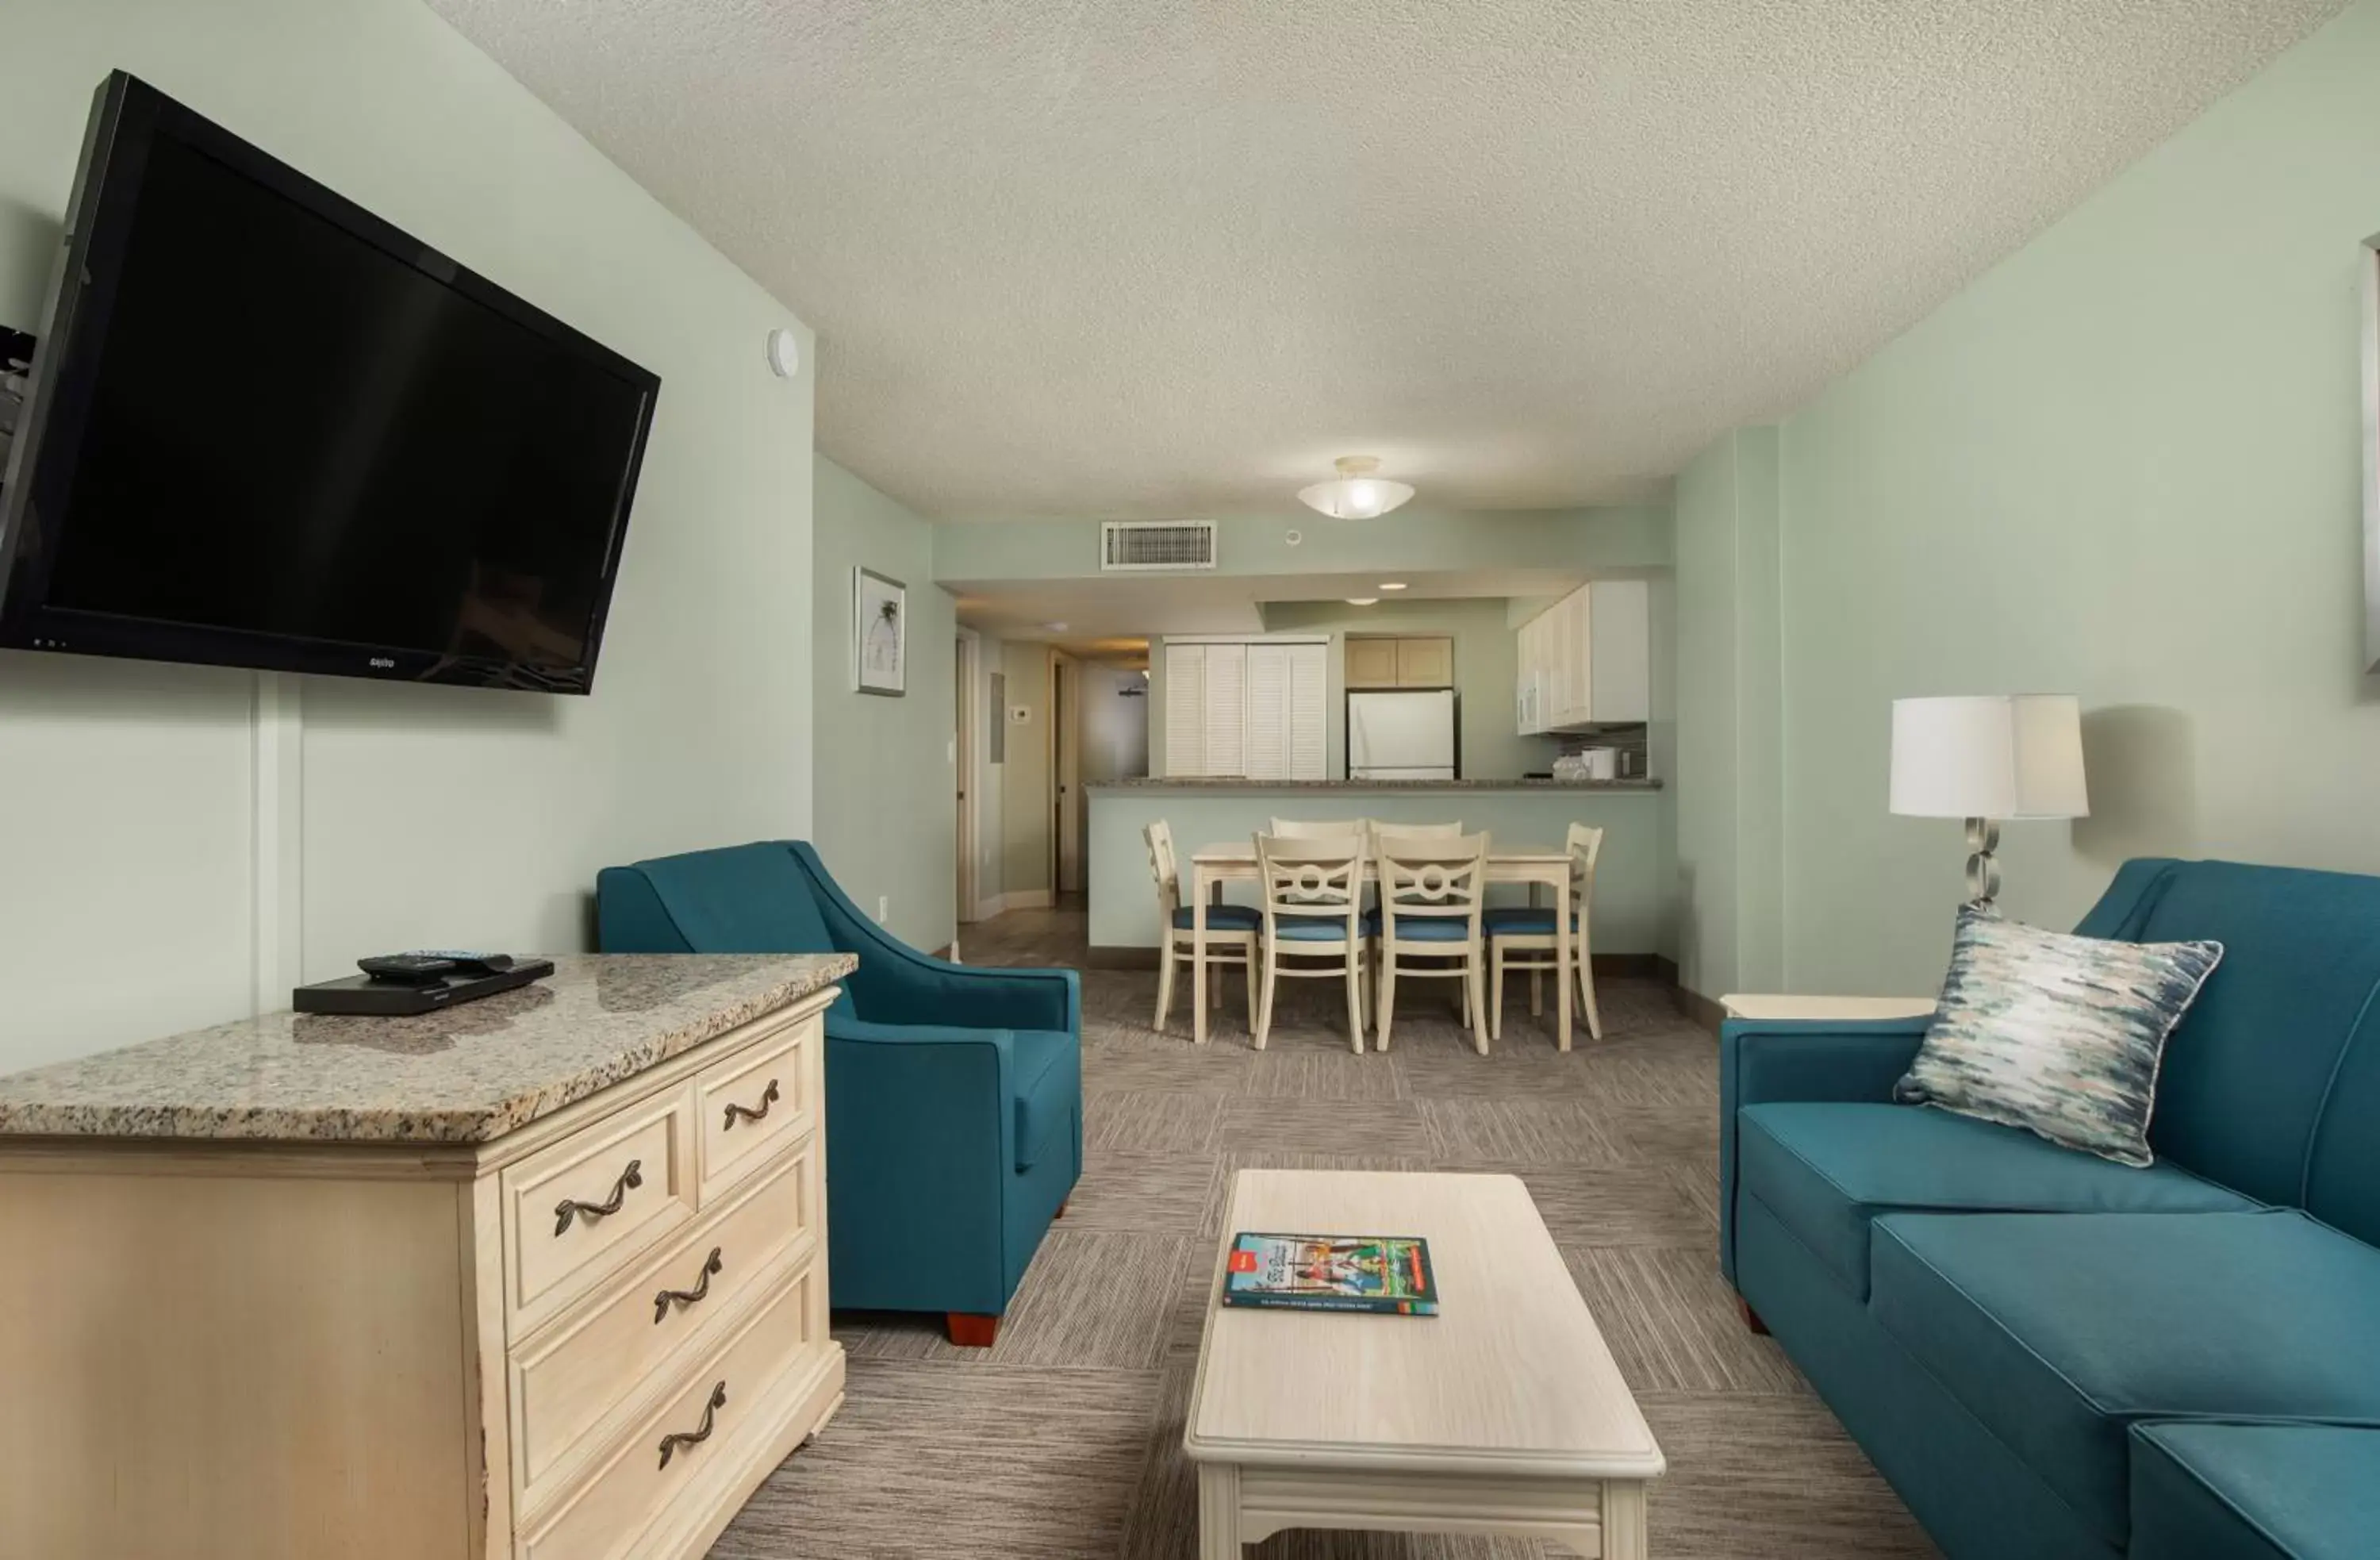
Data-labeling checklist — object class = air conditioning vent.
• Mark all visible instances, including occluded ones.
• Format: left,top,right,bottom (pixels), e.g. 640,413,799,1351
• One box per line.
1101,520,1217,571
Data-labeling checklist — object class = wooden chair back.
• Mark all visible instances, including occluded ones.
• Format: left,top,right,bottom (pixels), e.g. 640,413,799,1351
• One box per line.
1253,832,1368,942
1566,823,1605,923
1267,817,1367,839
1143,820,1181,919
1374,830,1491,939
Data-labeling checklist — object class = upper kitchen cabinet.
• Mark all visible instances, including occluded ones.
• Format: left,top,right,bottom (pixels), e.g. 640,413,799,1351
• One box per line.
1345,634,1454,689
1515,581,1650,734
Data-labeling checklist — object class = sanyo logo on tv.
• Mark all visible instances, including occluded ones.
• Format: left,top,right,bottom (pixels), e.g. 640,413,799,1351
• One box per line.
367,655,397,670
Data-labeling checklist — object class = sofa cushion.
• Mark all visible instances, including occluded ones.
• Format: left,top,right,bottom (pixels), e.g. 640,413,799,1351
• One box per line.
2128,861,2380,1203
1894,905,2221,1166
1011,1028,1080,1172
1868,1210,2380,1546
2131,1422,2380,1560
1735,1101,2256,1300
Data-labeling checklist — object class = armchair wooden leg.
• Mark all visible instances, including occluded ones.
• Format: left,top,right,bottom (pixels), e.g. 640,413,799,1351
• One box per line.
1739,1298,1769,1336
946,1312,1000,1347
1054,1199,1068,1219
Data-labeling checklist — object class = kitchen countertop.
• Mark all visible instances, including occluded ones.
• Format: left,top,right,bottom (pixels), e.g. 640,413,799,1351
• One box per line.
1086,777,1662,792
0,953,857,1145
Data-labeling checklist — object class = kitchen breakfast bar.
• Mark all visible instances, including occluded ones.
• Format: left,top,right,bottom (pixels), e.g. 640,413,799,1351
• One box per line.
1085,778,1667,1048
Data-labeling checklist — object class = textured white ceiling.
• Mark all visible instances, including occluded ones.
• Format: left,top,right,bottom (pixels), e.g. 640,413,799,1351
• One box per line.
431,0,2342,518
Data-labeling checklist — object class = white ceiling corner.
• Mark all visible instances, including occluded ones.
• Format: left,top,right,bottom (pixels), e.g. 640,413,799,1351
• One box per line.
429,0,2346,519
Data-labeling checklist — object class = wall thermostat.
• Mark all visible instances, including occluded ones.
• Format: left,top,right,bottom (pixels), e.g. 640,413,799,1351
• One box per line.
765,328,801,379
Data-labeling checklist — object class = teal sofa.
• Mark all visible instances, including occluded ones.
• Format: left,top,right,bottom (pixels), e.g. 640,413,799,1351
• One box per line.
1720,859,2380,1560
597,842,1081,1346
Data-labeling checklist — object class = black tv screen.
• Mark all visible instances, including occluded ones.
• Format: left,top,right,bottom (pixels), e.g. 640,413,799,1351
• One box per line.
0,72,659,692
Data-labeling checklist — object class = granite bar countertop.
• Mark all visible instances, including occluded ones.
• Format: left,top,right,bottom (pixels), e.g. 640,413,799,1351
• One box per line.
1086,777,1662,793
0,953,857,1145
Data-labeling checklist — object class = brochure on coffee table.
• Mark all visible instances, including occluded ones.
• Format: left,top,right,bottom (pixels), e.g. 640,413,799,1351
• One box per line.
1221,1231,1439,1316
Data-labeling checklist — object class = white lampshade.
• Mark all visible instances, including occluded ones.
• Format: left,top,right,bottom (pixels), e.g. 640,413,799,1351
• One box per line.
1297,455,1415,520
1890,694,2089,820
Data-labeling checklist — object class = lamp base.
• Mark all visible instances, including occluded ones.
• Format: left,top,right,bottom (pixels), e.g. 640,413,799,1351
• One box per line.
1964,817,2002,909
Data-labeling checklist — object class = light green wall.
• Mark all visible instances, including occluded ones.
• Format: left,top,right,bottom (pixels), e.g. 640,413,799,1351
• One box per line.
1255,599,1564,780
0,0,816,1068
812,459,956,952
1672,429,1783,998
932,505,1672,582
1689,0,2380,996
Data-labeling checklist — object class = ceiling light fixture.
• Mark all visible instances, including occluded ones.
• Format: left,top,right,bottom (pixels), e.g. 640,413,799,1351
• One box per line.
1344,597,1379,606
1298,455,1415,521
1378,582,1408,591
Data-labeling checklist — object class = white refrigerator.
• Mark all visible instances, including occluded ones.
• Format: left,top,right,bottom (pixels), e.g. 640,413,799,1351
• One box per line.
1347,689,1458,780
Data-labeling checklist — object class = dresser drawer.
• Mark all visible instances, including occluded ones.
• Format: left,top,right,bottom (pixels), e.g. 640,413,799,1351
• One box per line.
512,1147,813,1497
695,1018,816,1201
520,1265,819,1560
505,1087,697,1324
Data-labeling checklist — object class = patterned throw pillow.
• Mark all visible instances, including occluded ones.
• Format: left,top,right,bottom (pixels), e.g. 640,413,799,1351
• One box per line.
1894,906,2224,1166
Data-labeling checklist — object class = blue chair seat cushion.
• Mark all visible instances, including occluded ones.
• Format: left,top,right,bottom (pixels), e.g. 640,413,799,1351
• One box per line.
1736,1101,2256,1300
1484,906,1580,936
1273,913,1365,941
1172,904,1261,931
1869,1210,2380,1547
1378,912,1473,942
2131,1422,2380,1560
1010,1028,1081,1172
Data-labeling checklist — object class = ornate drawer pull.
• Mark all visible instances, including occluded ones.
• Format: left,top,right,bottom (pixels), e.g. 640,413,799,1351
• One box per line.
552,1158,643,1237
658,1381,727,1470
722,1078,781,1131
653,1247,724,1324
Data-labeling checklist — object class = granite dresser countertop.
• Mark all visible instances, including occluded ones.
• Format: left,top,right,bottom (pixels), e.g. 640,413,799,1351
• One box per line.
1085,776,1662,792
0,953,857,1145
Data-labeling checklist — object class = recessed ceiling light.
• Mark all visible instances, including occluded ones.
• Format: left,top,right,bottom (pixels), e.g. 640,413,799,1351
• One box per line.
1344,597,1379,606
1378,582,1408,591
1043,621,1069,632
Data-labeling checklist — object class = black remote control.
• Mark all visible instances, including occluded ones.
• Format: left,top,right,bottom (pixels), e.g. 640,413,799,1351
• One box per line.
358,954,459,985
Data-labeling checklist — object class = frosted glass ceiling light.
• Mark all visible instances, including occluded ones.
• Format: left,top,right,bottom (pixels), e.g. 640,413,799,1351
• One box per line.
1297,455,1415,520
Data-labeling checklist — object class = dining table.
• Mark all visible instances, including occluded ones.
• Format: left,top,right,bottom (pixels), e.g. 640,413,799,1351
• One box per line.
1185,842,1582,1051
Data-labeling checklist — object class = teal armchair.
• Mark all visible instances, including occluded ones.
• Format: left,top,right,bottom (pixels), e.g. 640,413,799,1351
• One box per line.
597,841,1081,1346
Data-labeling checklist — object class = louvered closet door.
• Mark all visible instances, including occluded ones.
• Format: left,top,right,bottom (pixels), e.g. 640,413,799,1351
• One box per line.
1288,643,1328,778
1242,644,1290,779
1201,643,1246,777
1165,643,1207,775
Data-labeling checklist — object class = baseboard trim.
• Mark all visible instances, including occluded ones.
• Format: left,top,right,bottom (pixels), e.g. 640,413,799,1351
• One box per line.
1088,946,1163,970
1002,890,1054,912
1675,980,1726,1035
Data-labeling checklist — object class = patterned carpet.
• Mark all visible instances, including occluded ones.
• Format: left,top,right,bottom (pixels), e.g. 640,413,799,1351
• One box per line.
708,908,1940,1559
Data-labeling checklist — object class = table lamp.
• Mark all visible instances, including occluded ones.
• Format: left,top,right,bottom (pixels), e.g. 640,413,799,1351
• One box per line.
1889,694,2089,908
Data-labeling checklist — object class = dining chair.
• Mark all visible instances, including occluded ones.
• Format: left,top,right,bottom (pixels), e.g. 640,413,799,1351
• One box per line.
1371,829,1492,1055
1251,832,1371,1052
1266,817,1368,839
1485,823,1605,1043
1145,820,1258,1035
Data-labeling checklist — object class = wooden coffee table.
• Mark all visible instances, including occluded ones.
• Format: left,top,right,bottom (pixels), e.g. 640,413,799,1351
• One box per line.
1185,1170,1664,1558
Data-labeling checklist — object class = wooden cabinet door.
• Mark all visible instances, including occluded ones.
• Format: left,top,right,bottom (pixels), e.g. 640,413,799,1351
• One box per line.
1395,636,1453,687
1557,590,1590,725
1587,580,1652,721
1515,617,1544,734
1345,636,1399,689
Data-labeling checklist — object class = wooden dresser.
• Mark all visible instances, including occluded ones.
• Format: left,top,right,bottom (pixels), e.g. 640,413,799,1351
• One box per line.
0,953,854,1560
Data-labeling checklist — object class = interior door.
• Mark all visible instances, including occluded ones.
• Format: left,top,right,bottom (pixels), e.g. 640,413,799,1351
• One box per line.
1053,654,1083,894
955,636,975,922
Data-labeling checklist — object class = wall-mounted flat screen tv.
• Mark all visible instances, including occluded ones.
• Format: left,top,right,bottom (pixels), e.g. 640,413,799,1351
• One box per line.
0,72,660,694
